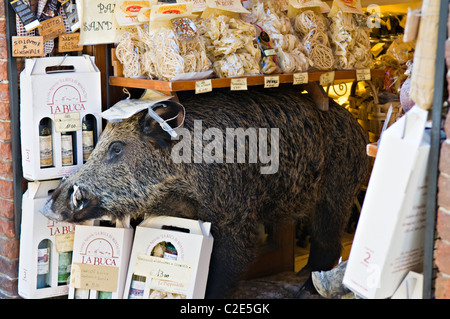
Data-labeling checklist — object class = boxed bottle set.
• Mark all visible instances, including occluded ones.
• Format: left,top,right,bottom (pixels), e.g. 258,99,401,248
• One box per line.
124,216,214,299
68,223,134,299
18,180,93,299
19,55,102,181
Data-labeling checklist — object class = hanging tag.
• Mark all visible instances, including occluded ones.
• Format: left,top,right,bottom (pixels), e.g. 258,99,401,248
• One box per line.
12,36,44,57
148,104,178,138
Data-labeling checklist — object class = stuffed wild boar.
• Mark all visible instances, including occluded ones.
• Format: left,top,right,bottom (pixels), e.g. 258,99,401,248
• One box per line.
42,85,370,298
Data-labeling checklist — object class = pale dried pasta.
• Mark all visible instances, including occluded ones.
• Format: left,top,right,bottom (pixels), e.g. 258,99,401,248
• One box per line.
115,29,147,78
249,0,309,74
198,15,260,78
117,24,212,81
328,11,372,69
293,10,334,71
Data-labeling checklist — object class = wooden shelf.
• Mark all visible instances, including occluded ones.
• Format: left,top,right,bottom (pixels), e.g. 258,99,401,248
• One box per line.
109,69,385,93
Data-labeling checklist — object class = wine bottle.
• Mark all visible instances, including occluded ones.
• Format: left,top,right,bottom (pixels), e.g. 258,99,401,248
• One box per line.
61,131,74,166
39,118,53,168
128,274,146,299
37,239,51,289
82,115,95,163
57,251,72,286
97,291,112,299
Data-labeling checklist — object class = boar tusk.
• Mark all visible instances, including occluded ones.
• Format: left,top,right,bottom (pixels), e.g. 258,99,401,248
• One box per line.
72,184,83,209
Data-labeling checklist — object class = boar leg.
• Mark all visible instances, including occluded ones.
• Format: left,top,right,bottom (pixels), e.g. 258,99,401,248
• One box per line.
296,195,354,297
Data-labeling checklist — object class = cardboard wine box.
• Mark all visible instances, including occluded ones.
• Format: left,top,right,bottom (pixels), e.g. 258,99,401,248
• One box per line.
123,216,214,299
18,180,90,299
68,223,134,299
19,55,102,181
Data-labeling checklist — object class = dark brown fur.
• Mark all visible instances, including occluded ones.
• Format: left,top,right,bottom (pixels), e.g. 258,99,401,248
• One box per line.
42,85,370,298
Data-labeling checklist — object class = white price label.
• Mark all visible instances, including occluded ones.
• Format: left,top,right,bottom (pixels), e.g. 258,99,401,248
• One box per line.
230,78,248,91
264,76,279,88
319,71,335,86
356,69,371,81
195,79,212,94
54,112,81,133
293,72,308,85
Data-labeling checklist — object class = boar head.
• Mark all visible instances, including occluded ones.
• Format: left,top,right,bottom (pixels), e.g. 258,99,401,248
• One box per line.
41,100,187,224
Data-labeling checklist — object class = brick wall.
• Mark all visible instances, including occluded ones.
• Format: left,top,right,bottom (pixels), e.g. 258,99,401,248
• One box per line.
0,1,19,299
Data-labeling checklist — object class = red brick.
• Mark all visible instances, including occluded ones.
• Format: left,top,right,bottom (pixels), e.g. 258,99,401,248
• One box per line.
438,174,450,209
0,217,15,238
435,240,450,274
440,142,450,176
0,60,7,82
0,237,19,260
0,121,10,140
437,208,450,242
0,141,12,161
0,159,12,179
0,179,13,200
0,20,5,36
0,35,7,60
0,83,9,103
0,197,13,219
435,274,450,299
0,101,10,121
0,273,18,293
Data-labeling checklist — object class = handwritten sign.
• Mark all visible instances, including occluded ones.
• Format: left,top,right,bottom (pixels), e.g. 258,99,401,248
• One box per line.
134,254,192,295
58,33,83,52
293,72,308,85
264,76,279,88
54,112,81,133
79,0,117,45
356,69,371,81
195,79,212,94
319,71,335,86
12,36,44,57
70,263,119,292
230,78,247,91
55,232,75,253
38,15,66,42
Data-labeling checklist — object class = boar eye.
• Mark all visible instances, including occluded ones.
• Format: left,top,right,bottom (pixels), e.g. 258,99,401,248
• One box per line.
107,141,125,161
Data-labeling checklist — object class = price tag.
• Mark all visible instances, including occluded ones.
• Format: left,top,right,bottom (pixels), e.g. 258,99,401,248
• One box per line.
293,72,308,85
195,79,212,94
55,232,74,253
38,15,66,42
70,263,119,292
12,36,44,57
356,69,371,81
264,76,279,88
230,78,247,91
54,112,81,133
58,33,83,53
319,71,335,86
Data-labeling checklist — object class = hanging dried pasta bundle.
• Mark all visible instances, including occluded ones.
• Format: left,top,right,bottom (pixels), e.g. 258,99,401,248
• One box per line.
328,10,372,69
198,15,260,77
115,28,147,78
249,0,309,74
293,9,334,71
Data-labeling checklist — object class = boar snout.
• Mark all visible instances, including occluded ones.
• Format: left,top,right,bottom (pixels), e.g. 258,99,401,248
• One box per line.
41,182,103,223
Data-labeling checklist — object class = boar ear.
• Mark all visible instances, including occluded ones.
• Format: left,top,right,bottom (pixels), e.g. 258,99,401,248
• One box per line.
140,100,185,148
